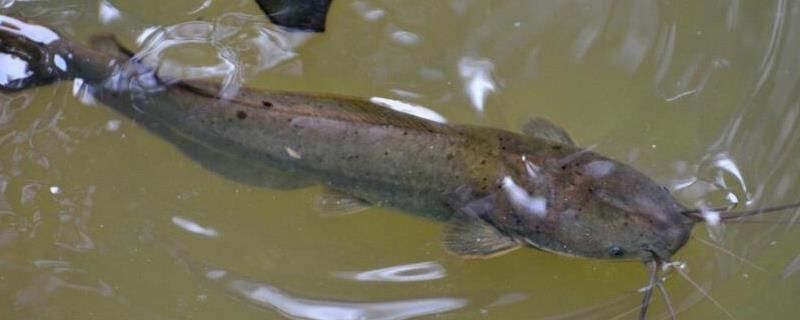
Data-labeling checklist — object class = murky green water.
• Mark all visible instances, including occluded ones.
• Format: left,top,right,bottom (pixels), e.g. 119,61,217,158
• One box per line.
2,1,800,319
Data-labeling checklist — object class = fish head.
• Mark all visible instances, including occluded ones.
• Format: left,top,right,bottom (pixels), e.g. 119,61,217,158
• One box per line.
500,151,695,262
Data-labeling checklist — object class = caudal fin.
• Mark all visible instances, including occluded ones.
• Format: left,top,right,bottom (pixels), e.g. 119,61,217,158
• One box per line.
0,14,71,92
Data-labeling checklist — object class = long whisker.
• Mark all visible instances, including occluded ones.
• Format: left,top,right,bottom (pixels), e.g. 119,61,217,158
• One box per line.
692,236,765,272
723,219,795,224
681,201,800,222
656,282,676,320
723,201,800,220
673,267,735,319
639,261,659,320
680,205,733,217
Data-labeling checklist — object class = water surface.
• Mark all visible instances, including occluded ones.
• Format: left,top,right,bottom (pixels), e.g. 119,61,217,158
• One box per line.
2,1,800,319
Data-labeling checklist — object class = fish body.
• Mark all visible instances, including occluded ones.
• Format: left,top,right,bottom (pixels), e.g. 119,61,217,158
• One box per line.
0,14,695,263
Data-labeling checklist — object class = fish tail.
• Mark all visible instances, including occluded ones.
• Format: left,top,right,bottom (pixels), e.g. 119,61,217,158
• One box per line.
0,14,73,92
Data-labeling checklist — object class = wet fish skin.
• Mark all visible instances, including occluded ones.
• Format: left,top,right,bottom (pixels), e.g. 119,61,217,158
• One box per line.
0,15,696,264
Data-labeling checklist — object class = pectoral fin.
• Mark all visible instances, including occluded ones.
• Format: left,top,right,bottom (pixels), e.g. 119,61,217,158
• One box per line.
521,117,575,146
442,199,519,258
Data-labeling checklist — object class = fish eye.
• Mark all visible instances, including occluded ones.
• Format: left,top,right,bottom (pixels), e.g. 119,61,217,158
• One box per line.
607,246,625,258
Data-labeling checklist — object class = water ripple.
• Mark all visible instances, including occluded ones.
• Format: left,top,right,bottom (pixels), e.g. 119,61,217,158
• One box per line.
175,249,467,320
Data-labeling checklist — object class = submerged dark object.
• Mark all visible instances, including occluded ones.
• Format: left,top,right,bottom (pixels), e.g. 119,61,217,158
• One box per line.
254,0,332,32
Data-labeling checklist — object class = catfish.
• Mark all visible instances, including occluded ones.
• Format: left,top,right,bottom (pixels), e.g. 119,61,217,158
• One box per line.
1,15,798,319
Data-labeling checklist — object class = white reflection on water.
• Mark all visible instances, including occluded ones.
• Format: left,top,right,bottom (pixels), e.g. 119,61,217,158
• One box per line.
72,78,99,105
0,15,60,45
664,89,697,102
712,157,745,194
105,119,121,132
171,216,219,238
0,53,31,87
502,176,546,217
369,97,447,123
352,1,385,22
391,30,420,46
704,152,749,204
48,185,61,195
457,57,496,113
168,244,467,319
334,261,446,282
229,278,466,320
184,258,467,320
185,0,212,15
98,0,122,24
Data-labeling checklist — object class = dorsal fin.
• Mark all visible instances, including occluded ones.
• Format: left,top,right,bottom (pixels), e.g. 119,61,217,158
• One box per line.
521,117,576,146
